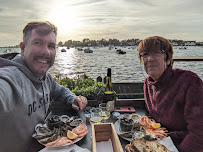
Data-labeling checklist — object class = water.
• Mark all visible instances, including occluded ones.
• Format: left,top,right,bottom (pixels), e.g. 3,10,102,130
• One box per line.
0,46,203,82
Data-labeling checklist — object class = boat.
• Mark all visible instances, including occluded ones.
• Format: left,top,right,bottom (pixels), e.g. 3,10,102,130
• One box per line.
3,49,13,54
61,49,66,52
109,45,114,50
77,48,83,51
84,48,93,53
116,49,126,54
179,46,187,49
0,52,19,59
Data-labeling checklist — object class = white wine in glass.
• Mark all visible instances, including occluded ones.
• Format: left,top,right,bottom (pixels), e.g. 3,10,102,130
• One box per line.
89,107,103,124
89,116,103,124
99,103,111,120
99,111,111,120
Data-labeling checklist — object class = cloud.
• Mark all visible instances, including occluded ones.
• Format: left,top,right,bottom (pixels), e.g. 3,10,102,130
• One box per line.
0,0,203,46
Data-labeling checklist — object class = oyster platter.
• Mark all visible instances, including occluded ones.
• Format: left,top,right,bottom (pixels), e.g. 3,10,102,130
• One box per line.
32,115,88,147
114,113,168,141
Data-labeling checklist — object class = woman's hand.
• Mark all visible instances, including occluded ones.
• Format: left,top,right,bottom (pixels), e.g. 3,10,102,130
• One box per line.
72,96,88,111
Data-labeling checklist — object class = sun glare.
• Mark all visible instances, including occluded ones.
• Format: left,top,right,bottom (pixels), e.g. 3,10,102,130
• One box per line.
48,6,80,33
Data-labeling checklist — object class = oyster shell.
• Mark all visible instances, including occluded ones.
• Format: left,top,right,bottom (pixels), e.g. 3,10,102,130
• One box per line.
131,114,141,123
60,115,71,123
39,133,58,144
35,123,52,135
120,131,134,138
70,118,83,127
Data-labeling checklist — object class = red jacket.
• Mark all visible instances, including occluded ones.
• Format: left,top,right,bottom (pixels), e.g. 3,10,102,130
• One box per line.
144,67,203,152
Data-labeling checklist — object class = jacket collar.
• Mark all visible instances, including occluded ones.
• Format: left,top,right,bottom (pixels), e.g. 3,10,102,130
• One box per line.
147,66,173,89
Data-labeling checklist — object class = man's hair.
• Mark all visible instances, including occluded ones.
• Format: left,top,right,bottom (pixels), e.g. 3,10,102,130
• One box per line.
23,21,57,45
137,36,174,67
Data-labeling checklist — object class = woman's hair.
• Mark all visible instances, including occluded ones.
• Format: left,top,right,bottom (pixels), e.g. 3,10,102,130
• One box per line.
22,21,57,45
137,36,174,67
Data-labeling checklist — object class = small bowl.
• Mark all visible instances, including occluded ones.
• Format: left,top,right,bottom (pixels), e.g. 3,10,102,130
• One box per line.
46,115,62,130
120,118,134,132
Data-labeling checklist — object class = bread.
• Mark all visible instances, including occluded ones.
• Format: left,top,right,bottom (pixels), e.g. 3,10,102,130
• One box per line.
125,138,171,152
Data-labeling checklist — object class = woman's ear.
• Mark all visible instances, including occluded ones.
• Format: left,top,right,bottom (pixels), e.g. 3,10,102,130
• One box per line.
20,42,25,56
166,59,170,66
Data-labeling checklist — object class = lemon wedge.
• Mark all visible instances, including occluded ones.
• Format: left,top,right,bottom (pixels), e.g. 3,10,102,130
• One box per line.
151,123,161,129
67,130,78,139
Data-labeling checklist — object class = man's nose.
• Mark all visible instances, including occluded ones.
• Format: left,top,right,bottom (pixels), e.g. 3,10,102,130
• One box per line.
41,45,50,56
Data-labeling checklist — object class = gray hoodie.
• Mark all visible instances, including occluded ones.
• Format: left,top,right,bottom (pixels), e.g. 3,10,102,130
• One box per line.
0,55,76,152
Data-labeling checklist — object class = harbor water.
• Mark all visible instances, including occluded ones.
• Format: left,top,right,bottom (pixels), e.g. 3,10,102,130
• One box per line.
0,46,203,82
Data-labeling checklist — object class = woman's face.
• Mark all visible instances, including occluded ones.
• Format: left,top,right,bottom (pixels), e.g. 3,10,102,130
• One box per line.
141,46,170,81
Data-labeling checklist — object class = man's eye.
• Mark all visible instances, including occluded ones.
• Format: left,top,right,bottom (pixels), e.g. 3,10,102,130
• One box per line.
34,41,41,45
49,45,56,49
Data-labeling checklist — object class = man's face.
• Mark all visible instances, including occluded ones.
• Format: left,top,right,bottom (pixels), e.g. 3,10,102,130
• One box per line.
21,29,56,79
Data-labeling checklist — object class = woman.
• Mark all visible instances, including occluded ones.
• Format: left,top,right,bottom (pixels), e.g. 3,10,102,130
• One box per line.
137,36,203,152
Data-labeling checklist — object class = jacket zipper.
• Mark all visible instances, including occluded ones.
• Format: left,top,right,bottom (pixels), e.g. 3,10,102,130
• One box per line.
154,88,160,122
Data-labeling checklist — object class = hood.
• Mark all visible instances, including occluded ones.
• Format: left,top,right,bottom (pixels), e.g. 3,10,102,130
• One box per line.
0,54,45,84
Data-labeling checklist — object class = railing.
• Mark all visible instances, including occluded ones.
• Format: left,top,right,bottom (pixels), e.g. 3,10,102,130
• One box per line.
173,56,203,61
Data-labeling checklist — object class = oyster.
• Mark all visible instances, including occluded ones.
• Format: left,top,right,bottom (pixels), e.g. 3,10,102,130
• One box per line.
132,131,144,140
60,123,73,137
39,133,58,144
131,114,141,123
120,131,134,138
35,123,52,135
33,125,60,144
60,115,71,124
70,118,83,127
46,115,60,123
69,116,79,122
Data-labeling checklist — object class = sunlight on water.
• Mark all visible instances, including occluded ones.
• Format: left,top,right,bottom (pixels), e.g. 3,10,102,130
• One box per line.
49,46,203,82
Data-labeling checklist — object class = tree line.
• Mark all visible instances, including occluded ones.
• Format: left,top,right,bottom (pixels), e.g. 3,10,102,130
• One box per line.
58,38,141,47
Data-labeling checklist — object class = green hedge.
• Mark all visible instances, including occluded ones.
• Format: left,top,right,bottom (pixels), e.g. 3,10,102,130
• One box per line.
54,74,105,100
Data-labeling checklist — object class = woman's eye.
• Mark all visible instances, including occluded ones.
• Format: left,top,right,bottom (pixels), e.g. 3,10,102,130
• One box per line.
143,53,148,56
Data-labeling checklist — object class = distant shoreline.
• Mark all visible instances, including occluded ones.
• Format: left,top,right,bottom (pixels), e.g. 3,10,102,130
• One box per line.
0,46,20,48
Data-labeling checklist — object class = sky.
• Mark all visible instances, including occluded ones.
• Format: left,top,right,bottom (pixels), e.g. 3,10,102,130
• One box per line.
0,0,203,47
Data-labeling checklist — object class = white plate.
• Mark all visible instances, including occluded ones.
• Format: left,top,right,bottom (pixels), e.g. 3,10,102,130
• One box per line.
114,120,133,141
114,121,178,152
33,122,87,147
49,136,85,147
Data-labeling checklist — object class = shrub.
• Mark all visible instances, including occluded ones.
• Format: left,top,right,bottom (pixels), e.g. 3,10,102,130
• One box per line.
54,74,105,100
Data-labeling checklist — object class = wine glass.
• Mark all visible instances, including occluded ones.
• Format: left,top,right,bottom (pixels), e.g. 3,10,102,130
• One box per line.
89,107,103,124
99,103,111,122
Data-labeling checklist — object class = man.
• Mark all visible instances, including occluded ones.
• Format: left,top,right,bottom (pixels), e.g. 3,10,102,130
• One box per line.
0,21,87,152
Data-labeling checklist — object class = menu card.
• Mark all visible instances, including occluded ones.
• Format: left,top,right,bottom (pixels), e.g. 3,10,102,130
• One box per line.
158,136,179,152
96,139,114,152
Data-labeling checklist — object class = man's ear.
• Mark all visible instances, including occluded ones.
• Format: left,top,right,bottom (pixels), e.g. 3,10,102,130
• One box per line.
20,42,25,57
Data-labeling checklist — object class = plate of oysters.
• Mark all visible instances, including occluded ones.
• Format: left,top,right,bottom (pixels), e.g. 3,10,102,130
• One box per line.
114,113,168,141
32,115,88,147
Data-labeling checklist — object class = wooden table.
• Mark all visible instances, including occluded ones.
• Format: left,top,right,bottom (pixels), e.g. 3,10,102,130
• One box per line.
41,107,148,151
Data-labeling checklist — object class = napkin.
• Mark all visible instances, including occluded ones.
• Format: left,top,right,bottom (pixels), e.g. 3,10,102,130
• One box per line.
39,144,91,152
158,137,179,152
96,139,114,152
